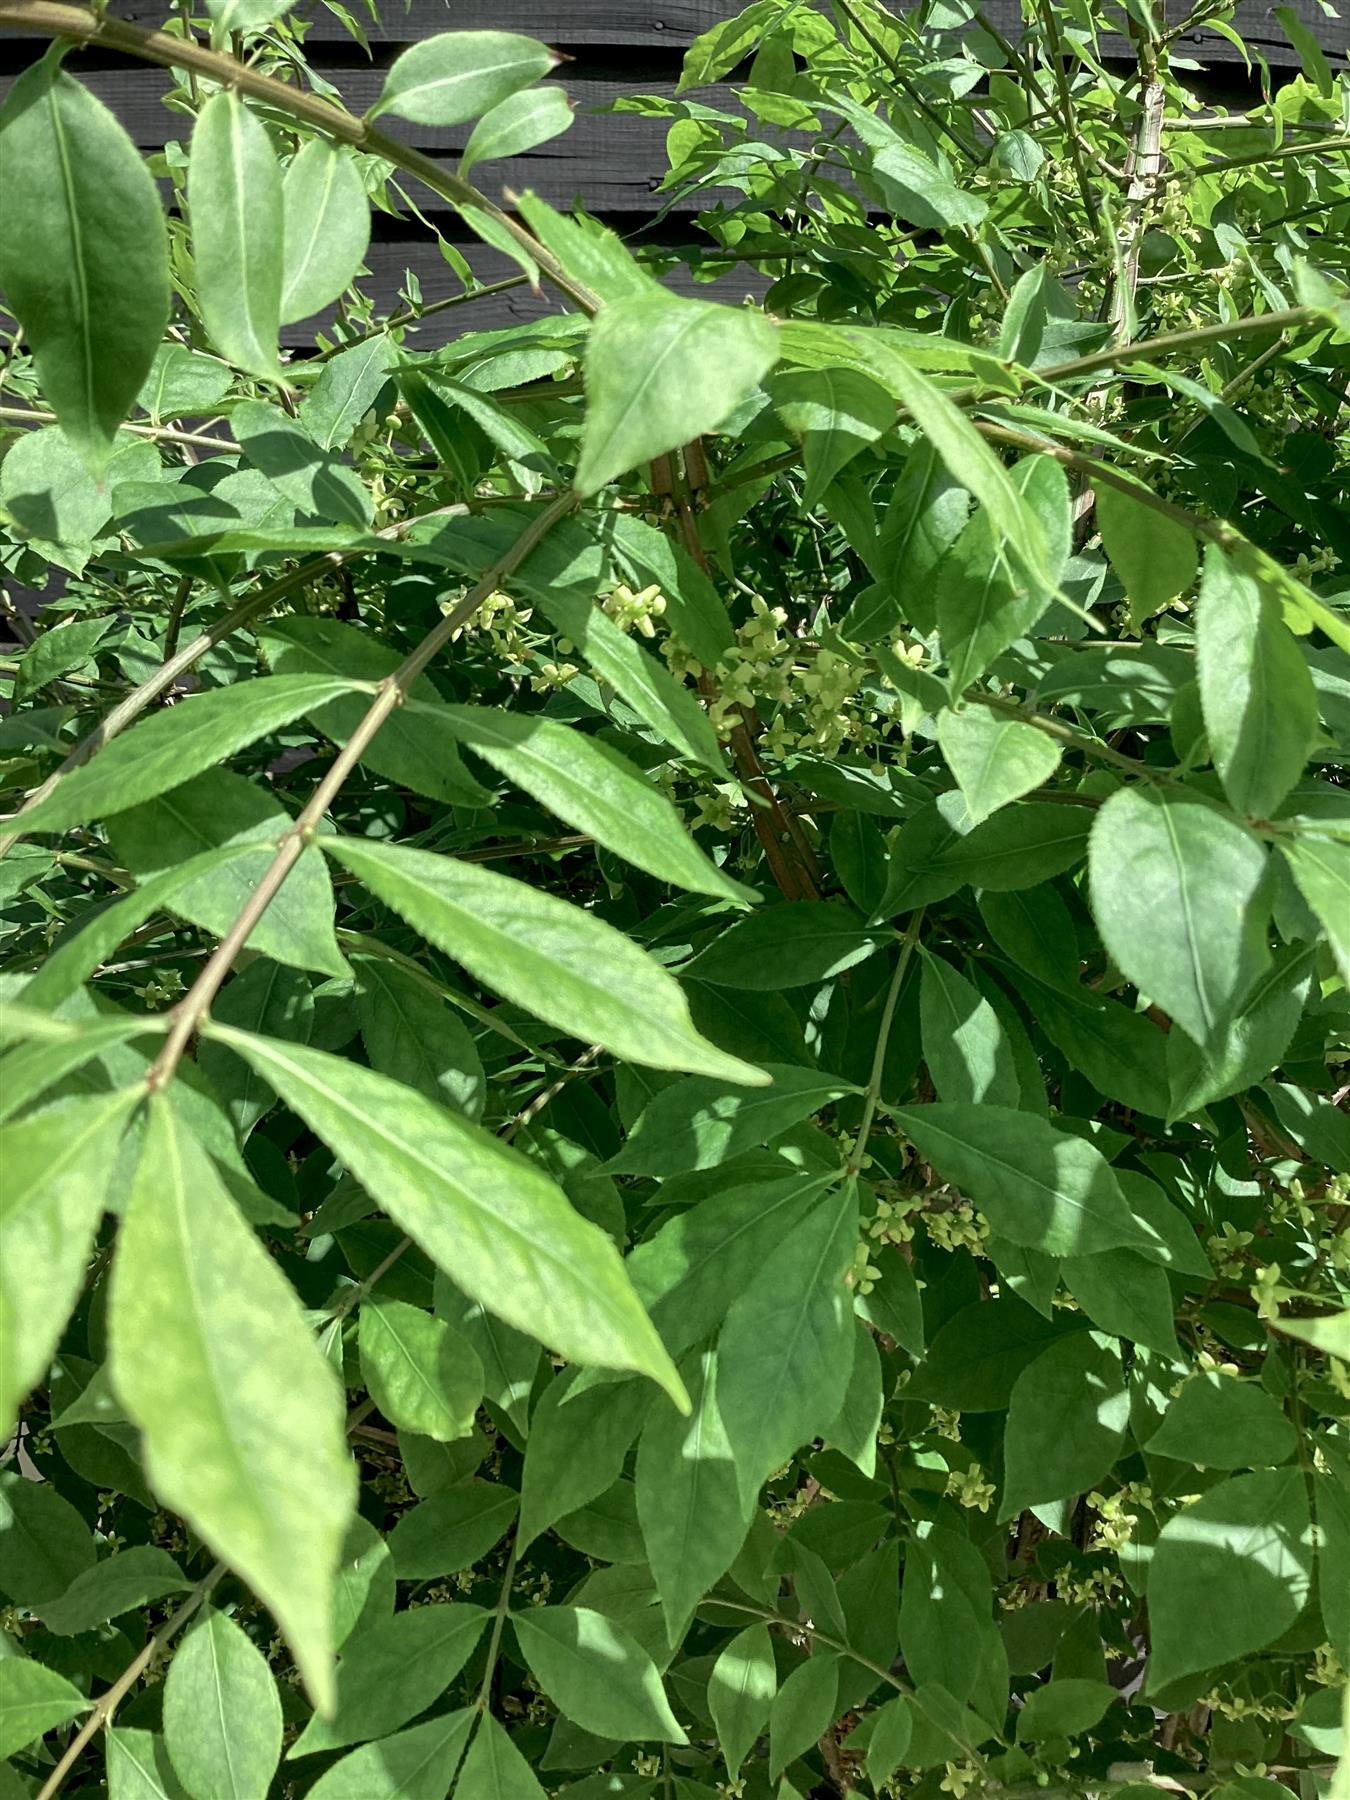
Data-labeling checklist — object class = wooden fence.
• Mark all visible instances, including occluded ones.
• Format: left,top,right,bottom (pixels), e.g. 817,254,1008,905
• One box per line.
0,1,1345,344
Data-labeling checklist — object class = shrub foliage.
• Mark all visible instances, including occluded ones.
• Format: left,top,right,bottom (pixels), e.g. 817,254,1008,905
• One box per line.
0,0,1348,1795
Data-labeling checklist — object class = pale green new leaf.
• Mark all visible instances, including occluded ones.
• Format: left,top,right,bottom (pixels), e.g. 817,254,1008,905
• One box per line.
209,1028,687,1407
462,85,574,177
576,293,780,494
8,675,364,839
108,1098,355,1713
1196,543,1317,818
891,1103,1149,1257
0,53,170,465
1088,786,1271,1049
511,1606,687,1743
432,703,753,902
636,1348,750,1645
281,140,370,325
0,1087,139,1438
163,1609,282,1800
188,90,284,379
323,834,764,1085
709,1624,777,1777
359,1299,483,1443
937,707,1062,826
370,32,556,125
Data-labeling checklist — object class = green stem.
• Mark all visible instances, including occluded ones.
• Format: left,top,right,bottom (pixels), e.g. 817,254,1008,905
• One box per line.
1154,134,1350,180
475,1540,521,1712
846,909,925,1176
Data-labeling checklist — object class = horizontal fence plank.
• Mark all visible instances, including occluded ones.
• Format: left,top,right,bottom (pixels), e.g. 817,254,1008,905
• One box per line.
44,0,1344,50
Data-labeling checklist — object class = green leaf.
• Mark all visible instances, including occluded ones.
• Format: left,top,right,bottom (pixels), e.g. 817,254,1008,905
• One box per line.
866,1696,914,1788
1146,1469,1313,1691
576,293,780,494
0,54,170,465
636,1348,750,1645
826,1321,884,1479
841,439,970,640
1088,787,1271,1050
291,1605,488,1755
873,360,1051,591
0,1471,94,1608
937,512,1045,698
1096,479,1197,626
281,140,370,325
771,367,894,509
608,1067,856,1177
188,91,283,379
359,1299,483,1443
900,1527,999,1714
624,1172,840,1365
256,618,487,807
1168,940,1315,1116
920,951,1021,1107
454,1713,548,1800
0,1088,139,1438
331,1516,394,1649
108,1097,355,1713
106,1728,189,1800
718,1182,858,1502
892,1103,1148,1257
872,136,986,230
1012,971,1171,1119
300,338,394,451
232,401,374,529
1001,1333,1129,1518
204,0,295,42
306,1711,476,1800
1278,833,1350,988
40,1545,189,1636
323,834,762,1085
163,1609,282,1800
1145,1372,1297,1470
1060,1250,1179,1357
881,801,1090,915
1196,544,1317,818
684,903,887,989
371,32,557,124
14,615,114,702
708,1624,777,1778
434,1275,537,1435
388,1485,518,1579
434,704,752,903
518,1375,651,1550
768,1654,839,1781
10,674,363,839
511,1606,687,1743
0,1658,88,1760
108,768,347,977
355,956,484,1119
1017,1679,1116,1740
911,1297,1076,1411
211,1028,686,1406
462,84,574,177
937,707,1062,826
1314,1464,1350,1666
